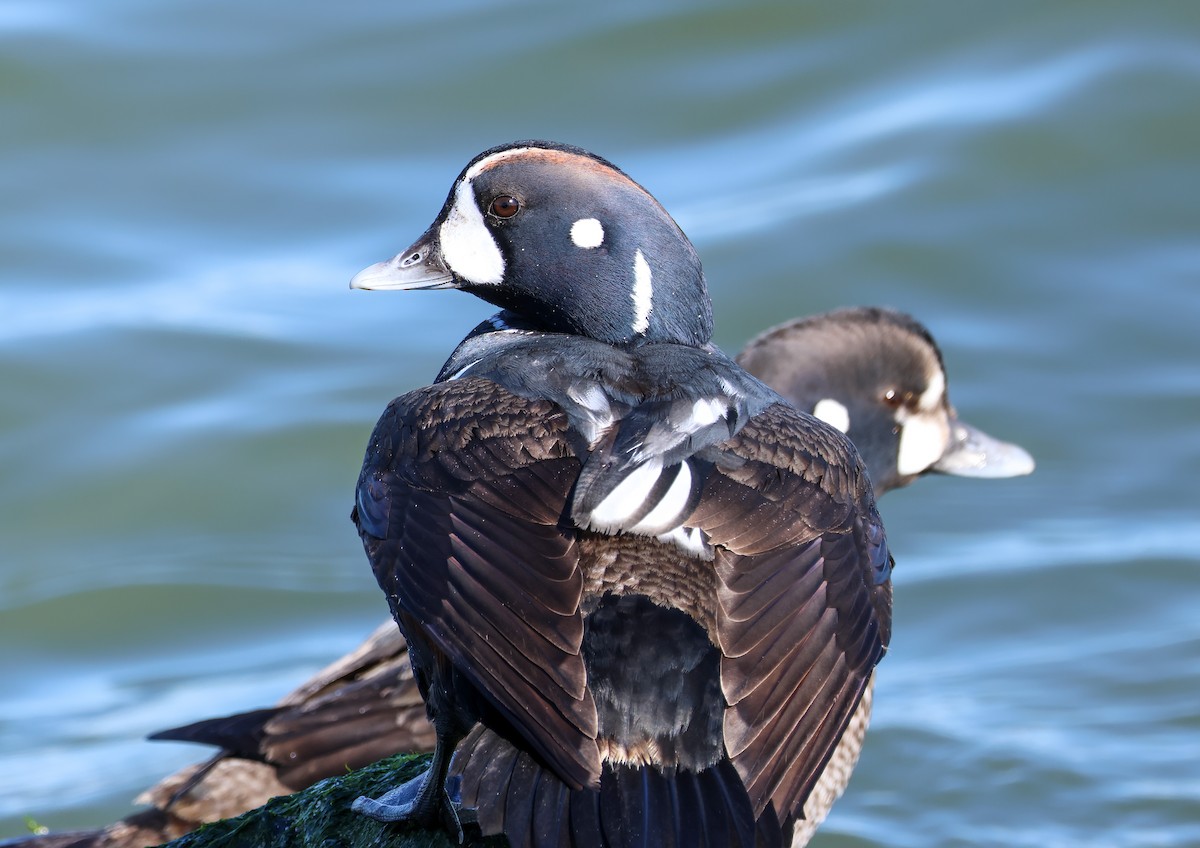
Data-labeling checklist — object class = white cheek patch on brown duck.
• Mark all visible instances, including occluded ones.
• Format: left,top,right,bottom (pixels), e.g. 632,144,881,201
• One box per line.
897,411,951,476
439,178,505,285
896,370,950,476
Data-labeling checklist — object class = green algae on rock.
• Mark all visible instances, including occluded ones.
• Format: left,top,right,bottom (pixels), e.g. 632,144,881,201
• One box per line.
160,754,507,848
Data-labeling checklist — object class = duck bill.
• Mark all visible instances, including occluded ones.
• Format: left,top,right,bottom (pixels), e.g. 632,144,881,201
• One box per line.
350,230,457,291
932,419,1036,478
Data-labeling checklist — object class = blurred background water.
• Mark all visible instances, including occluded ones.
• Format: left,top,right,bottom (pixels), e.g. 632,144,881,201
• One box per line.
2,2,1198,845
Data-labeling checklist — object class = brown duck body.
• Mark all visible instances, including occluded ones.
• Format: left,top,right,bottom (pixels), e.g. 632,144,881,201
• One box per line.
7,307,1033,848
333,136,900,848
350,324,892,847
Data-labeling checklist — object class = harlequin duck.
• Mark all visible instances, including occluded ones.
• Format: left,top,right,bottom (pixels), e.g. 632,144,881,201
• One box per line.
346,140,891,848
738,307,1034,495
9,307,1033,848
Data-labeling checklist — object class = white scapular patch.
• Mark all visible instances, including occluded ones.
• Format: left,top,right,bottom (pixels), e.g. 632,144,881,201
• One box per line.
629,461,693,534
570,217,605,249
439,178,505,285
631,249,654,334
587,458,663,530
567,383,615,446
681,398,727,431
812,398,851,433
657,526,712,560
897,410,951,476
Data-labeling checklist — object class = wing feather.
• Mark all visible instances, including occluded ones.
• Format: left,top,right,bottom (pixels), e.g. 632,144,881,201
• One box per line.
356,379,600,790
692,403,892,821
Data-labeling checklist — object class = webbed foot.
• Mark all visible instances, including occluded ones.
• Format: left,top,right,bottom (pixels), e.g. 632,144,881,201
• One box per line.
352,770,428,822
353,765,463,841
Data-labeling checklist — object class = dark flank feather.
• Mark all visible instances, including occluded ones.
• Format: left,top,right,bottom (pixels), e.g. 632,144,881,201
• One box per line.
356,378,601,792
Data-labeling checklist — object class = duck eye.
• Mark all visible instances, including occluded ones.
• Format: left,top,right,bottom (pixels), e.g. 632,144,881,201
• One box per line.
882,389,905,409
489,195,520,219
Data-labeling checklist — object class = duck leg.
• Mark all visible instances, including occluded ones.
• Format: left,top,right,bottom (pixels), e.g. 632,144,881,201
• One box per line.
352,730,462,839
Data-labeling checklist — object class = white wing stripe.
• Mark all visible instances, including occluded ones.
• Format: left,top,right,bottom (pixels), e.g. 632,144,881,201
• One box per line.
587,458,664,529
629,461,693,534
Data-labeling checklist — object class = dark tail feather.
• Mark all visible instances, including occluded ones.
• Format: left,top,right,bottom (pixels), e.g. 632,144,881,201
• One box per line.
147,707,282,760
450,727,780,848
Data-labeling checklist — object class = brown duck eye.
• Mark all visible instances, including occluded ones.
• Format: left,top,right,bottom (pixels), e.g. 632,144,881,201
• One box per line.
489,195,520,219
882,388,914,409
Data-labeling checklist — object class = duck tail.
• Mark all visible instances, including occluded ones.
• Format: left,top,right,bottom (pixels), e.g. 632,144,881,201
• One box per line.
450,726,781,848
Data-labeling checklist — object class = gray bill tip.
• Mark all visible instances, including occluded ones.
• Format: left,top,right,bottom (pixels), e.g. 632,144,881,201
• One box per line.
932,420,1036,478
350,244,455,291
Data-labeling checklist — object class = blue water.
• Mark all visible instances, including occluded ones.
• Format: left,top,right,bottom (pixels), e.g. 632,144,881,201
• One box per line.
2,3,1198,845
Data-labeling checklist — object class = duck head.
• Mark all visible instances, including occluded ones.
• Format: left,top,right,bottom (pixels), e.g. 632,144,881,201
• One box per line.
737,306,1035,493
352,141,713,348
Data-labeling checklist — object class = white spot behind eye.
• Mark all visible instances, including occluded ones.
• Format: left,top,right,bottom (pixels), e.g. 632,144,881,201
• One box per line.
812,398,851,433
631,249,653,334
439,178,504,285
571,217,605,249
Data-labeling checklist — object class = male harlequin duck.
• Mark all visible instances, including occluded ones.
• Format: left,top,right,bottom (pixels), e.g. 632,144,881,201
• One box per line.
4,307,1033,848
346,140,892,848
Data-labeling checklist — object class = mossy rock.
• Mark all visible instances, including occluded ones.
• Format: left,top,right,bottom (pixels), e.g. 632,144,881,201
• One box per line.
161,754,506,848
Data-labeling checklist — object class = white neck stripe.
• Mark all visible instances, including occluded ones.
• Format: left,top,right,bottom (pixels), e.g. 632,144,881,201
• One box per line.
632,249,653,334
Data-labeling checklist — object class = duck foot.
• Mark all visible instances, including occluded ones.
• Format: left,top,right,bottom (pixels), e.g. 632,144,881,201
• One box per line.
352,771,428,821
353,763,463,841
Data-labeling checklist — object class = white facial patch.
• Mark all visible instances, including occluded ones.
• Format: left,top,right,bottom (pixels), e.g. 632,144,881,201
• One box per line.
438,178,505,286
918,369,946,411
812,398,851,433
631,249,654,334
897,411,951,477
570,217,605,249
895,367,950,476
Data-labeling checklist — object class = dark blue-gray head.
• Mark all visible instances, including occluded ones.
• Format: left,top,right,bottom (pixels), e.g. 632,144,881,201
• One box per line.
352,141,713,348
